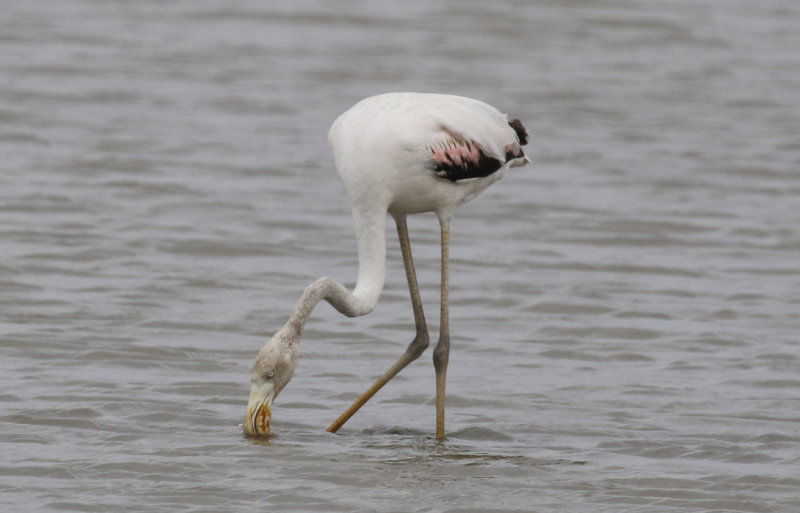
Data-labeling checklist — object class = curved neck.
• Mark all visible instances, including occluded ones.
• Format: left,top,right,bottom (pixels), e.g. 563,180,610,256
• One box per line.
286,208,386,336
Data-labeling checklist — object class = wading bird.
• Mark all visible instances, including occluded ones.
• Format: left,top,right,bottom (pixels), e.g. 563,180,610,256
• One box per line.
244,92,530,440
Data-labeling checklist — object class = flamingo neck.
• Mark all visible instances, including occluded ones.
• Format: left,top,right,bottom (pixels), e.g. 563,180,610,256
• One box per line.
285,208,386,336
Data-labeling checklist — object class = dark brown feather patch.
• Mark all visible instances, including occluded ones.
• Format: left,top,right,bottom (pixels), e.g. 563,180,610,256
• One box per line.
508,118,529,145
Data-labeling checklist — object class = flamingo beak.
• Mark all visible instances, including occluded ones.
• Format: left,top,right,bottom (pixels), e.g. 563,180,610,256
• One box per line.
244,380,275,436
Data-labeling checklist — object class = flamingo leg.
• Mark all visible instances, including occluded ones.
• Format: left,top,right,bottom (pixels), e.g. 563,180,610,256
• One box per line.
433,219,450,440
327,216,429,433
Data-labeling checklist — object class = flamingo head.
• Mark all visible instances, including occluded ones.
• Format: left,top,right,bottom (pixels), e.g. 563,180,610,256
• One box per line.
243,326,298,437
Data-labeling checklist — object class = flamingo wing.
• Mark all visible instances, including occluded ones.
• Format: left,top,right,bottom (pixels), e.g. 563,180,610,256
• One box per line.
423,98,530,183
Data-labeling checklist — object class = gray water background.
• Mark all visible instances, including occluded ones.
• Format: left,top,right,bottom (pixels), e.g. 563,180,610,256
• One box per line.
2,1,799,511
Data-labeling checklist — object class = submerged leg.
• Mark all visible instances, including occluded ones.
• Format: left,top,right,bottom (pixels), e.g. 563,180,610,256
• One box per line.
327,216,429,433
433,219,451,440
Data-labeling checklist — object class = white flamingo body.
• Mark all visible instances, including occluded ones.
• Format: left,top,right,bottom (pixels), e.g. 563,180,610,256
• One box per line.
244,92,529,439
330,92,524,218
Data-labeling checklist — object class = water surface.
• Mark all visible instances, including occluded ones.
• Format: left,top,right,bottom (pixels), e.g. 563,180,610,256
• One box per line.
2,1,799,511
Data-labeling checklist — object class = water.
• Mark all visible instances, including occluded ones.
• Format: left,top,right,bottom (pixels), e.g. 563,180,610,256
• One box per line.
2,1,799,511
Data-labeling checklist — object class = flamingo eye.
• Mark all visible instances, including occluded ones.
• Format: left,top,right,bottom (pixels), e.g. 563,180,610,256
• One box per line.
266,370,274,379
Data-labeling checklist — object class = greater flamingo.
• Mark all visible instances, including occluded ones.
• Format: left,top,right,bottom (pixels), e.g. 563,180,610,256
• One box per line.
244,92,530,440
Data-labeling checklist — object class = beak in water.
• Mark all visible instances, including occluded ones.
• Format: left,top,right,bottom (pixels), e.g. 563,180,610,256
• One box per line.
244,380,275,436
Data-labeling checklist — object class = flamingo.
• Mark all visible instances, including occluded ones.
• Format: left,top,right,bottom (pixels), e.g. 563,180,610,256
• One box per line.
244,92,530,440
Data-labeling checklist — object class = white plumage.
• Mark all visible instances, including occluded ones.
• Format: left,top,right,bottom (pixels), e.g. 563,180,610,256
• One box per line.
244,92,530,439
330,92,528,218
